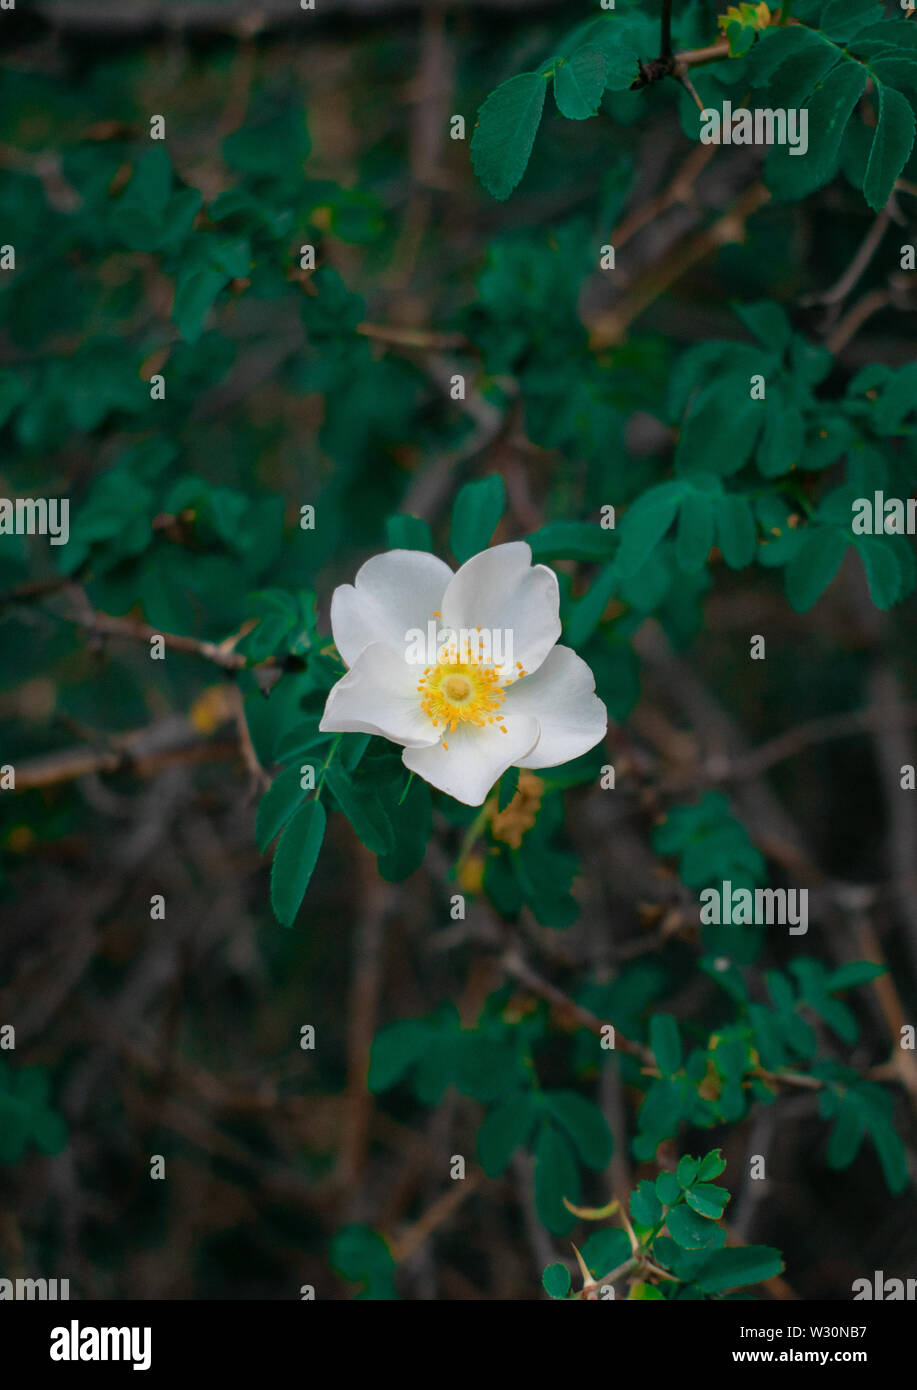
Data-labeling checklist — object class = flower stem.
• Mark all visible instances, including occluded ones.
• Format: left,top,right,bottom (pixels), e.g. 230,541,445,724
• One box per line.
315,734,342,799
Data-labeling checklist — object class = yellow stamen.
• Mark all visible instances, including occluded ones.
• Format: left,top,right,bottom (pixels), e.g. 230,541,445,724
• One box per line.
417,640,506,735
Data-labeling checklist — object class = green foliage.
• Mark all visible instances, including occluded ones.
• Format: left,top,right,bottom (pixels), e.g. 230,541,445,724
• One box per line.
449,474,507,563
471,2,917,214
330,1226,398,1300
471,73,549,202
0,1062,68,1163
542,1152,783,1299
270,799,327,928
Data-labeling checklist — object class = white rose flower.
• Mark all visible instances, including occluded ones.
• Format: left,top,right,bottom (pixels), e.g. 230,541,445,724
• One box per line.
319,541,608,806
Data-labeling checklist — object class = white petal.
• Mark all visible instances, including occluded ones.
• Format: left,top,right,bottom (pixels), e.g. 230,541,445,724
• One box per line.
503,645,607,769
319,642,441,748
402,714,539,807
440,541,561,682
330,549,453,667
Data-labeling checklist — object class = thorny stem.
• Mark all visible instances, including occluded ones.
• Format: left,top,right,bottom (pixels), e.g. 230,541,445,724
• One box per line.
677,70,706,113
579,1254,640,1298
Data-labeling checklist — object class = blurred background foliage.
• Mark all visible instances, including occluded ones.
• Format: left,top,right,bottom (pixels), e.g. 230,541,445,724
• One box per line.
1,0,917,1300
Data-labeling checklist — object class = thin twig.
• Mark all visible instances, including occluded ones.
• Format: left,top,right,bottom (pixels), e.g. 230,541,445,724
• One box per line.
826,287,891,355
802,207,892,307
660,0,674,60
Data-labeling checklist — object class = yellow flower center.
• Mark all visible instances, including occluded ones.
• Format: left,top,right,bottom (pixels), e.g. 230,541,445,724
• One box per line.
418,651,505,736
415,626,528,748
443,674,472,702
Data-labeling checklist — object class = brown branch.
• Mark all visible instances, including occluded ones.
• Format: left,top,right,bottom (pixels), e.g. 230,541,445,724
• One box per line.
589,182,771,347
49,589,306,676
500,942,651,1061
70,607,251,670
12,720,240,791
227,683,270,798
390,1172,483,1263
676,41,731,66
357,322,468,351
0,575,75,608
335,847,395,1198
825,287,891,355
672,702,917,787
802,206,892,308
611,142,716,252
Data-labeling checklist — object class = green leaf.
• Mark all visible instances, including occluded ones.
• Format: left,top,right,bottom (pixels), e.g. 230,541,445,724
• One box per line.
256,763,309,852
580,1227,632,1278
676,490,715,574
853,535,905,609
0,1064,68,1163
875,362,917,432
471,72,548,201
676,1154,701,1188
666,1203,725,1251
630,1178,663,1229
326,762,395,856
527,521,616,563
694,1244,784,1292
767,60,868,200
629,1280,665,1299
697,1148,727,1181
864,82,916,211
269,798,327,926
554,47,607,120
870,1117,909,1194
685,1183,730,1219
341,733,372,772
544,1090,614,1169
716,494,757,569
478,1091,537,1176
385,514,433,552
822,0,884,42
732,300,793,353
785,526,849,612
751,25,842,108
369,1019,430,1092
650,1014,683,1075
223,106,311,180
173,267,229,343
542,1262,571,1298
450,474,507,562
757,388,806,477
563,563,617,647
615,482,687,578
655,1171,681,1206
274,721,329,762
378,775,432,883
330,1225,397,1300
827,1099,864,1168
825,961,886,992
534,1123,580,1234
676,380,765,478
